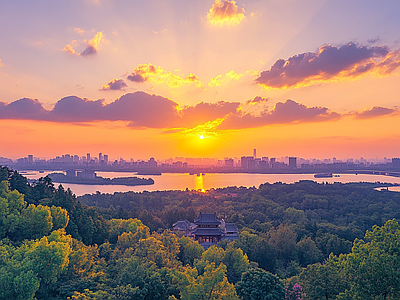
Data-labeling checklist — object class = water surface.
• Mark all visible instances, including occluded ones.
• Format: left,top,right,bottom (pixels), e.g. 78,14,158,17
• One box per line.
22,171,400,196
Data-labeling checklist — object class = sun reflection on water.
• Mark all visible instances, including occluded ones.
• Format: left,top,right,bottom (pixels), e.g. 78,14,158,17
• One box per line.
195,174,205,192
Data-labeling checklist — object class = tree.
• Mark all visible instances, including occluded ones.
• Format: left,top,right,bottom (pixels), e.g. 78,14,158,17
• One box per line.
268,226,297,266
338,219,400,299
0,230,72,300
109,218,144,243
299,260,346,300
178,236,204,267
235,268,285,300
179,263,239,300
296,237,323,267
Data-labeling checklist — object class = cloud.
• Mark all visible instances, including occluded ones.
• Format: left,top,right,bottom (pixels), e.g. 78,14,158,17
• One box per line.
74,28,86,35
0,59,2,67
207,0,246,26
49,96,105,122
256,42,400,89
0,98,47,120
63,31,104,57
81,31,104,56
2,92,395,131
62,43,78,55
245,96,268,105
180,101,240,127
0,93,180,126
127,64,203,88
101,79,127,91
208,70,242,87
218,100,341,130
239,96,269,116
46,93,179,127
107,92,180,128
354,106,398,119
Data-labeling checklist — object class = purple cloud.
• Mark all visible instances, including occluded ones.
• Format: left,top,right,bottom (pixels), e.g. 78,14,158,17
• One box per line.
354,106,398,119
245,96,269,105
0,98,47,120
127,73,146,83
180,101,240,127
256,43,395,89
106,92,179,128
101,79,127,91
48,96,105,122
1,92,395,130
218,100,341,129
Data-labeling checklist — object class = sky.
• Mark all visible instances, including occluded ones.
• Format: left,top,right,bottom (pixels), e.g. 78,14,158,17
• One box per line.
0,0,399,161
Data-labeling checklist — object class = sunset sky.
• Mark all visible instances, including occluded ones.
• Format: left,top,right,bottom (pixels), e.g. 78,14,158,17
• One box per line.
1,0,399,161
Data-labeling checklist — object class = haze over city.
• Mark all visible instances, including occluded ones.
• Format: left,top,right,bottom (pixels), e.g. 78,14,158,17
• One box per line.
1,0,400,160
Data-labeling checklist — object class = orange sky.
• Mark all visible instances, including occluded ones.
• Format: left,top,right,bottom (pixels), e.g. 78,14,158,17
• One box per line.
0,0,399,161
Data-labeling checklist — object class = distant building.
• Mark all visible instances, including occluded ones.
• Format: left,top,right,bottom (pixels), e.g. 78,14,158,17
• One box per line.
77,169,96,179
393,158,400,169
148,157,157,168
66,169,76,178
241,156,254,171
225,158,234,168
289,157,297,169
253,149,257,158
221,223,239,242
270,158,276,168
172,220,196,237
258,160,267,169
172,212,239,249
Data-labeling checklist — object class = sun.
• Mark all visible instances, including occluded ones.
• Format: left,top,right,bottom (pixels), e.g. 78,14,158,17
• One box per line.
199,135,205,140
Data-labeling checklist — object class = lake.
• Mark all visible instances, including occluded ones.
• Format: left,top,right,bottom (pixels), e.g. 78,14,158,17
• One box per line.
21,171,400,196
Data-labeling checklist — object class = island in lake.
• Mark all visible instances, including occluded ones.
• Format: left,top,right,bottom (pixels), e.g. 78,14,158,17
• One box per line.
48,171,154,186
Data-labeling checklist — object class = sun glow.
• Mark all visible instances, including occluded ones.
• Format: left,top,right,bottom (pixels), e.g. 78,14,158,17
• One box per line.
199,135,205,139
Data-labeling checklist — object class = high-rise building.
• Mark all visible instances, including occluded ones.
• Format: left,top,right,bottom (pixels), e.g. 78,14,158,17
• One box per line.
270,158,276,168
259,160,267,169
289,157,297,169
241,156,255,170
148,157,157,168
104,155,108,163
393,158,400,169
225,158,234,168
253,149,257,158
87,153,91,162
99,152,103,161
28,155,33,164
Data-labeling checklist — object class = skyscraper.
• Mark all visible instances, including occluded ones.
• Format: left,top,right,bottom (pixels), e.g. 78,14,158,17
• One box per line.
253,149,257,158
289,157,297,169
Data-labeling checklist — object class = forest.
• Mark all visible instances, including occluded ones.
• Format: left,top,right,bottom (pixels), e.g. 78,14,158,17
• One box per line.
1,165,400,299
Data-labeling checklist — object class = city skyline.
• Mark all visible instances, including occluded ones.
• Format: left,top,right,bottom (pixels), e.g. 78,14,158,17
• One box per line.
1,1,400,159
5,150,398,167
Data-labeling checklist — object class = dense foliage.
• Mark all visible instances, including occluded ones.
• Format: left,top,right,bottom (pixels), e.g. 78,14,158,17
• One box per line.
79,180,400,276
1,165,400,299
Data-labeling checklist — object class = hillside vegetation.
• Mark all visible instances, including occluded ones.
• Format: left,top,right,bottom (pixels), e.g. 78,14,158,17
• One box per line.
1,165,400,299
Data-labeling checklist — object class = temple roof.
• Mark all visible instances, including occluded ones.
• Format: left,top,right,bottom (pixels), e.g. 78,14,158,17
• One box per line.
225,223,238,233
192,228,224,236
172,220,191,231
194,212,222,226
